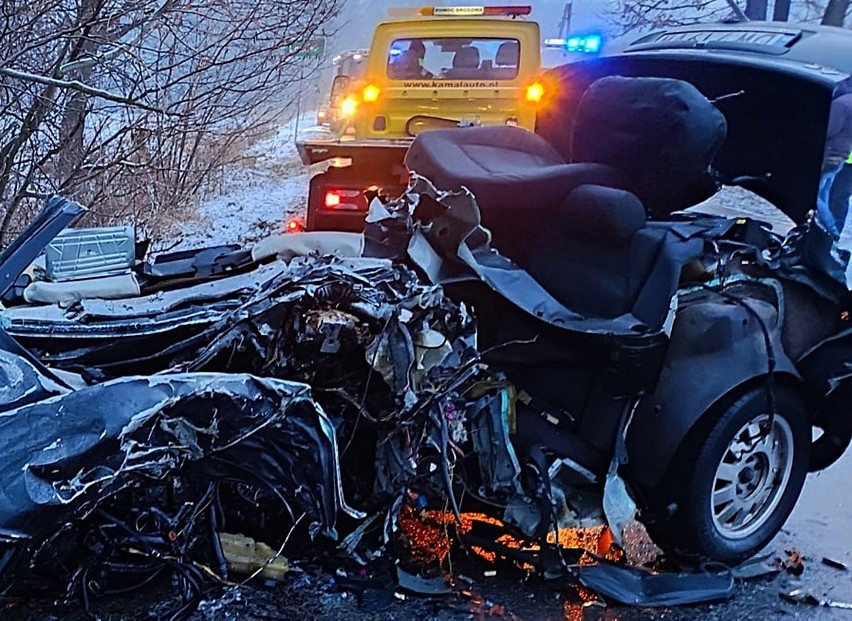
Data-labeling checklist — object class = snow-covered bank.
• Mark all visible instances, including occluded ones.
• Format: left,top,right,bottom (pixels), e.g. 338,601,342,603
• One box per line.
171,116,316,251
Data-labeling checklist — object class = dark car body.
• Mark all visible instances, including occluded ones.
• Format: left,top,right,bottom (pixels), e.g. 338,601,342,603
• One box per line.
531,22,852,480
2,22,852,610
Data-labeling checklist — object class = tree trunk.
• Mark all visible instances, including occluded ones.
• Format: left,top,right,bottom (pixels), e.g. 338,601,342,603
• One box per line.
745,0,768,19
57,0,100,184
821,0,849,26
58,87,88,182
773,0,791,21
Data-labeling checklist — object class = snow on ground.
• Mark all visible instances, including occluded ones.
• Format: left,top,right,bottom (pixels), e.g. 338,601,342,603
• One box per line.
689,185,795,233
171,114,322,251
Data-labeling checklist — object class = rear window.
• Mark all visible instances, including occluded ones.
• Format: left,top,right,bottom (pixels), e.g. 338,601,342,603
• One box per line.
387,37,520,81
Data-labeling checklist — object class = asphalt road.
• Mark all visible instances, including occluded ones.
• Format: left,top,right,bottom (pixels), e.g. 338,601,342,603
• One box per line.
305,450,852,621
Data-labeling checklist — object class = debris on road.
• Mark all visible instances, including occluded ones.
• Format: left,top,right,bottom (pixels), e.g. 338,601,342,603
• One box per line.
821,556,849,571
573,559,736,607
218,533,290,581
781,588,852,610
730,554,781,580
775,549,806,576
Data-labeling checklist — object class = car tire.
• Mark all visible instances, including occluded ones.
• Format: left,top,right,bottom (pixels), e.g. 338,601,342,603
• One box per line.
648,385,810,565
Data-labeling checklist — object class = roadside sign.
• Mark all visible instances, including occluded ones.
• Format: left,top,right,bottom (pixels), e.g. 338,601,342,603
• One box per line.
286,37,326,60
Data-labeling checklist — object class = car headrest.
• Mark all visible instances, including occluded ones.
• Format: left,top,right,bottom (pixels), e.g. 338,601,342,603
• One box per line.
560,184,646,247
495,41,519,67
453,46,480,69
571,76,727,218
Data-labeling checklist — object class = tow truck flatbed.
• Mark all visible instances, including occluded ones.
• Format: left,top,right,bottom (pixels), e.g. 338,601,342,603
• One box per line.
296,137,414,166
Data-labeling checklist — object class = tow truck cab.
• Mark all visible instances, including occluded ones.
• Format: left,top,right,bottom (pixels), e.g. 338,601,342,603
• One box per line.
318,50,368,130
298,5,544,232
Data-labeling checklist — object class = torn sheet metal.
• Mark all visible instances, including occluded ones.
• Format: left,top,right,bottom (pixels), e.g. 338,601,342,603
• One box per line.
574,560,736,607
602,465,637,549
0,348,69,413
2,260,288,327
781,588,852,610
0,196,84,298
395,566,452,595
3,256,476,410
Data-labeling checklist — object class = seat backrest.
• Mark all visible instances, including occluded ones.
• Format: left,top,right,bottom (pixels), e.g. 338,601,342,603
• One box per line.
495,41,519,67
446,46,481,79
524,185,656,320
491,42,519,80
453,46,480,68
571,76,726,218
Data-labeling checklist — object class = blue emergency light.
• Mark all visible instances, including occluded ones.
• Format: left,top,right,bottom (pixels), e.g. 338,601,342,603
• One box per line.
544,34,602,54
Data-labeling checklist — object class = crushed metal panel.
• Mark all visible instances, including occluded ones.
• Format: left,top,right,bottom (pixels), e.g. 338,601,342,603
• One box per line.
0,373,351,545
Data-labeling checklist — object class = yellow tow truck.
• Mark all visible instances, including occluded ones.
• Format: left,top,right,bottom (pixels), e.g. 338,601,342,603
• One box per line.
296,5,546,232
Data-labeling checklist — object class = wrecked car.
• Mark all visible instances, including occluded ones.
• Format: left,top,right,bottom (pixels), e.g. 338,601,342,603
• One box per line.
1,19,852,615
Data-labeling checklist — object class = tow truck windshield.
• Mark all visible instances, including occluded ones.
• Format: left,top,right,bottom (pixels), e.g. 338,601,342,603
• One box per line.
387,37,520,82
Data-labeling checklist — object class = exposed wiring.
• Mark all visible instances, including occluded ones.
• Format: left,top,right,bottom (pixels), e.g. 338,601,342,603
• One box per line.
239,512,305,585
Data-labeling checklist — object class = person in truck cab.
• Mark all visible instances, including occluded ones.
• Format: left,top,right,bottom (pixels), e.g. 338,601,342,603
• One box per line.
390,40,434,80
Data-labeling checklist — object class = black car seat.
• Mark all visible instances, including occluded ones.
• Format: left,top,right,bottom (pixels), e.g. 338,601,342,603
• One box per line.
404,125,621,265
404,76,726,327
571,76,726,218
446,46,481,79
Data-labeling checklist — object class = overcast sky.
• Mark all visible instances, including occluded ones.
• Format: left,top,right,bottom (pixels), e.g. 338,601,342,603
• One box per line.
328,0,611,55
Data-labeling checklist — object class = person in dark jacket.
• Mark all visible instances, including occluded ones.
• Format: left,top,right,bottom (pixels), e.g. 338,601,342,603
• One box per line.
819,79,852,237
828,150,852,234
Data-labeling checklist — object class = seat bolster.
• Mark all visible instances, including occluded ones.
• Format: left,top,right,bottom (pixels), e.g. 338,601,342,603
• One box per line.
404,126,566,189
558,185,646,247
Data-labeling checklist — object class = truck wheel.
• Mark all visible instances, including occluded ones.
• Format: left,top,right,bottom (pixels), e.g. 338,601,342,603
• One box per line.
649,386,809,565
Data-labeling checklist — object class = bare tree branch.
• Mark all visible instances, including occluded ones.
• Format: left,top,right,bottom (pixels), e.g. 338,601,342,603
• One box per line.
723,0,749,20
0,66,171,113
0,0,343,243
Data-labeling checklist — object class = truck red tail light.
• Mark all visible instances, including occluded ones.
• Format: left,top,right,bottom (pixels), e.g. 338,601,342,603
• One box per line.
324,189,364,211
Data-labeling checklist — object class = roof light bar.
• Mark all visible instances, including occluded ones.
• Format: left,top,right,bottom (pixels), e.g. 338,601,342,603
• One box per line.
414,5,532,17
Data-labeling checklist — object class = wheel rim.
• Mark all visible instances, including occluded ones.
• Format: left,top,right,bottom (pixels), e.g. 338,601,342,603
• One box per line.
710,414,795,540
